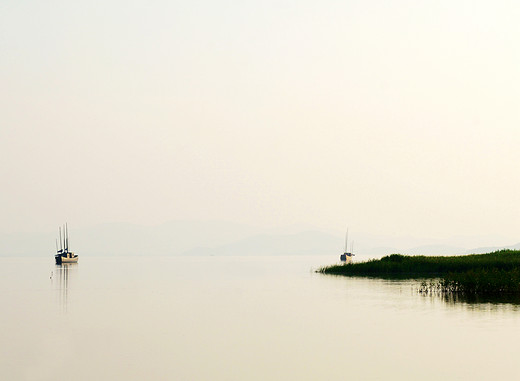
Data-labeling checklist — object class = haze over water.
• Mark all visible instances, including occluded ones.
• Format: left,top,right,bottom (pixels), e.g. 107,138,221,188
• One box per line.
2,2,520,378
2,255,520,380
2,0,520,246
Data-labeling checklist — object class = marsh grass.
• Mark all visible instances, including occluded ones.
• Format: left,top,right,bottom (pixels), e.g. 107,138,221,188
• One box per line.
318,250,520,295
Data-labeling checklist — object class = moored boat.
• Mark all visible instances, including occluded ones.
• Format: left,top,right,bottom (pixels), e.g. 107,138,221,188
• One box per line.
340,229,355,263
55,224,78,264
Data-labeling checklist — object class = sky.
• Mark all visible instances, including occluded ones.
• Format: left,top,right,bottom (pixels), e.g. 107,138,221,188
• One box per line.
1,0,519,245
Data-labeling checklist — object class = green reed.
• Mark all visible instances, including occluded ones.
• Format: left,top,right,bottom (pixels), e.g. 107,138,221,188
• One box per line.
318,250,520,295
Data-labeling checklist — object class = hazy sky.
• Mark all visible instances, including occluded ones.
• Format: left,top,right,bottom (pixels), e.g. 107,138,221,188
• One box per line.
1,1,519,243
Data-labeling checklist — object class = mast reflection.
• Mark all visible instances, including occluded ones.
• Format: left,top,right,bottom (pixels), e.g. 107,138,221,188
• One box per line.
54,263,76,312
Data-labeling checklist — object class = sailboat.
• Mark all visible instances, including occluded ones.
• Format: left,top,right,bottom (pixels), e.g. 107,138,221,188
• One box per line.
55,224,78,264
340,229,355,263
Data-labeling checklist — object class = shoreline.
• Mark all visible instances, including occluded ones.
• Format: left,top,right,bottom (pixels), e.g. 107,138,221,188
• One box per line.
318,249,520,295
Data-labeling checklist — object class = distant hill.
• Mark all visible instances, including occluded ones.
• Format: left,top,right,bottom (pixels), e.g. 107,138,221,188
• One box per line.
182,230,340,256
0,221,517,258
400,244,466,256
0,221,341,257
464,242,520,255
358,246,400,256
71,220,265,256
0,231,51,257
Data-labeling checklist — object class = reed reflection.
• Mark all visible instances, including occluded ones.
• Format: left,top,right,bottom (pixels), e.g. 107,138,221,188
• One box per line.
54,263,76,312
416,285,520,311
330,274,520,310
435,292,520,309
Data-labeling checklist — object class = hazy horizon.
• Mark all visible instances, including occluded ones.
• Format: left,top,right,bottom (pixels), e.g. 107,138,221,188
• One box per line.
1,219,518,259
2,1,519,245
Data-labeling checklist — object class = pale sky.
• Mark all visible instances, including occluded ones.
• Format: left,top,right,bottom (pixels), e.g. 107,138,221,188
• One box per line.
1,0,519,244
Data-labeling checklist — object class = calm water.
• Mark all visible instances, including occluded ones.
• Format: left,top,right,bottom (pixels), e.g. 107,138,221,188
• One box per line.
2,255,520,380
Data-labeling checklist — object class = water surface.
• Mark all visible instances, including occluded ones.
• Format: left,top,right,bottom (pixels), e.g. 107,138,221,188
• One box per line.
1,256,520,380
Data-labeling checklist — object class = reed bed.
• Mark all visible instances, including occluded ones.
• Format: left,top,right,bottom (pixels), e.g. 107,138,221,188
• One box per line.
318,250,520,295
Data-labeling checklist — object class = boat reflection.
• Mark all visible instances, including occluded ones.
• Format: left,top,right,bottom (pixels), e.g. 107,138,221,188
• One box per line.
54,263,77,312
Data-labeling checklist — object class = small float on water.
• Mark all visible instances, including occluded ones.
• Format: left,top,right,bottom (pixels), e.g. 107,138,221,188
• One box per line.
340,229,355,263
55,224,78,264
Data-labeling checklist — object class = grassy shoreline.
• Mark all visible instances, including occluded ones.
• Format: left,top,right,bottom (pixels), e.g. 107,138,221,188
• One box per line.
318,250,520,295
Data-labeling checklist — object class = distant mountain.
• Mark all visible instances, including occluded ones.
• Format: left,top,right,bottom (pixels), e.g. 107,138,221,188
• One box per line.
0,221,259,257
182,230,340,256
72,220,266,256
0,221,517,258
465,242,520,255
0,231,51,257
0,221,342,257
365,246,399,255
400,245,466,256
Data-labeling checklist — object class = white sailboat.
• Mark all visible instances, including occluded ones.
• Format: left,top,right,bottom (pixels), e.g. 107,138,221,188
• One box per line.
55,224,78,264
340,229,355,263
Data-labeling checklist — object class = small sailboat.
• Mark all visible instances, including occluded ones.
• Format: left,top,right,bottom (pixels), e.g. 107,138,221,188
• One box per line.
340,229,355,263
55,224,78,264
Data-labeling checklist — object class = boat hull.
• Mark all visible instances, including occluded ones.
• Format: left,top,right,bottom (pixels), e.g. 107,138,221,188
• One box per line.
340,253,353,263
61,256,78,263
55,254,78,264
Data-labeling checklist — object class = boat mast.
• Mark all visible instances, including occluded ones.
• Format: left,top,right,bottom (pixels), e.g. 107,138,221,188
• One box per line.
65,223,69,253
344,228,349,253
59,227,63,253
62,225,66,253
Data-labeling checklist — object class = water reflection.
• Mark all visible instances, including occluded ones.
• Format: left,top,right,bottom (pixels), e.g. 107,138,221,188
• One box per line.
327,273,520,309
4,256,520,381
54,263,76,312
420,291,520,310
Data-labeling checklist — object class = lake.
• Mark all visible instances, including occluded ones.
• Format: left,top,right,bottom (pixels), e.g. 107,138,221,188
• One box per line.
1,255,520,380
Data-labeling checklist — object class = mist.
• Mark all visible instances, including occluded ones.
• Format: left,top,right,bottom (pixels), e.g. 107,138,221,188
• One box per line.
1,0,519,246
